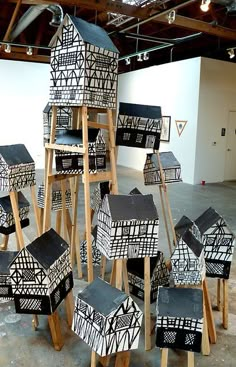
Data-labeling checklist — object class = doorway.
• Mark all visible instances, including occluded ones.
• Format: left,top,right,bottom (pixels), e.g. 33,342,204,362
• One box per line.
224,111,236,181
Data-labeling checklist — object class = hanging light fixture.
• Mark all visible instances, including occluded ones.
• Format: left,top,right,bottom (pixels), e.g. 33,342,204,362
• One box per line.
167,10,176,24
137,53,143,62
143,52,149,61
26,46,33,56
125,57,130,65
200,0,211,12
4,44,11,53
228,48,235,59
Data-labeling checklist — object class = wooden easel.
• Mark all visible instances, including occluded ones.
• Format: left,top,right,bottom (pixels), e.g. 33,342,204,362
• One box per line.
161,348,194,367
217,278,228,329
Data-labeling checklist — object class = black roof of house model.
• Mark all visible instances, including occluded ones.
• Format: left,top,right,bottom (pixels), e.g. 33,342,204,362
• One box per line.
0,251,18,274
55,128,100,145
0,192,29,212
182,230,203,257
195,207,222,234
0,144,34,166
78,277,128,316
119,102,162,119
175,215,194,238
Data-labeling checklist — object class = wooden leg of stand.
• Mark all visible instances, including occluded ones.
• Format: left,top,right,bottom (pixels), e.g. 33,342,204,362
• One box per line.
10,191,24,250
115,259,123,290
201,301,210,356
144,257,151,351
0,234,9,250
159,186,172,256
122,259,129,295
99,355,110,367
187,352,194,367
48,310,63,351
38,208,44,235
100,255,107,279
30,185,41,236
203,278,216,344
110,260,116,287
217,279,222,311
61,179,68,243
56,211,62,235
115,351,130,367
91,351,97,367
65,290,74,328
161,348,168,367
222,279,228,329
32,314,39,330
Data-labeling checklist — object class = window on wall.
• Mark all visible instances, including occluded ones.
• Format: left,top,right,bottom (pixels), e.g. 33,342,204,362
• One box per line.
116,314,132,330
122,226,130,236
62,31,73,46
139,224,147,235
22,269,35,282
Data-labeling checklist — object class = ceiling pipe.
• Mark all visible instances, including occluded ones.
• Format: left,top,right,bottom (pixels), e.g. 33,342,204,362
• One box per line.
9,4,63,41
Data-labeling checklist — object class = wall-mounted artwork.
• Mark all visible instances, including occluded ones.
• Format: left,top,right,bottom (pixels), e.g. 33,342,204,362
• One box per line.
37,181,72,211
0,192,30,235
9,228,73,315
129,187,142,195
72,277,143,356
116,102,162,149
43,103,72,144
171,229,205,285
0,251,18,299
96,194,159,259
175,120,187,137
195,207,235,279
54,128,106,174
160,116,171,142
156,287,203,353
143,151,182,185
90,181,110,214
0,144,35,191
80,226,101,266
127,251,170,303
49,14,119,109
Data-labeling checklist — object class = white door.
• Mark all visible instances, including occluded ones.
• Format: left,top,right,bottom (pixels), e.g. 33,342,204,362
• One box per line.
224,111,236,181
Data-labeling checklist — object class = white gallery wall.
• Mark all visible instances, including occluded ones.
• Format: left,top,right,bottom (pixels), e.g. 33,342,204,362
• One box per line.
0,59,50,168
117,56,236,184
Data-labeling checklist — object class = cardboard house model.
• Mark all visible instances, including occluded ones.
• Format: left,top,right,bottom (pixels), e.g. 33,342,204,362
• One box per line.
175,215,201,243
0,251,18,299
54,128,106,174
116,102,162,149
127,251,170,303
171,229,205,285
195,207,235,279
80,226,101,266
49,14,119,109
0,144,35,192
156,287,203,353
72,277,143,356
9,228,73,315
143,151,182,185
90,181,110,214
37,181,72,211
0,192,30,235
96,194,159,259
43,103,72,143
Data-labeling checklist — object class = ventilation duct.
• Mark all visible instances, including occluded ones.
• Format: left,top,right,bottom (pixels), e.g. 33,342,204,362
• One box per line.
212,0,236,14
9,4,63,41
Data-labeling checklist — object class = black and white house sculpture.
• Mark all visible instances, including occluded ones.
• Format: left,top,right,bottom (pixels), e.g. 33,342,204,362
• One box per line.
195,207,235,279
143,151,182,185
9,228,73,315
171,230,205,285
37,181,72,211
49,14,119,109
0,192,30,235
156,287,203,353
96,194,159,259
43,103,72,144
90,181,110,214
0,144,35,191
116,102,162,149
127,251,170,303
54,128,106,174
80,226,101,266
175,215,201,243
72,277,143,356
0,251,18,299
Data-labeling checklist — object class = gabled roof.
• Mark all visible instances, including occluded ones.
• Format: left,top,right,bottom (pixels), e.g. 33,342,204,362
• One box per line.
55,128,100,145
105,194,158,221
0,144,34,166
127,252,163,279
175,215,193,238
147,151,181,169
119,102,162,119
50,14,119,53
181,230,203,258
0,192,29,213
157,287,203,319
25,228,69,269
43,103,51,113
78,277,128,316
0,251,18,275
195,207,222,234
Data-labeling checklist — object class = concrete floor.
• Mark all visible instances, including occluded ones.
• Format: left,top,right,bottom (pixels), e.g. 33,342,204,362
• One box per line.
0,166,236,367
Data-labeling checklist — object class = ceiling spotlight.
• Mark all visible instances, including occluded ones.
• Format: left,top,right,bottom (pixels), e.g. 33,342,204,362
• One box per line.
4,44,11,53
200,0,211,12
228,48,235,59
143,52,149,61
125,57,130,65
137,53,143,62
26,46,33,56
167,10,176,24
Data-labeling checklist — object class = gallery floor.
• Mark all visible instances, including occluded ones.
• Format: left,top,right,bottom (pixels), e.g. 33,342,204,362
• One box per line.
0,166,236,367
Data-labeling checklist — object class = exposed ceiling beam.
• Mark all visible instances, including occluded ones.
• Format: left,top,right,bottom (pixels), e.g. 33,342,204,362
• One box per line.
3,0,22,41
0,50,49,62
